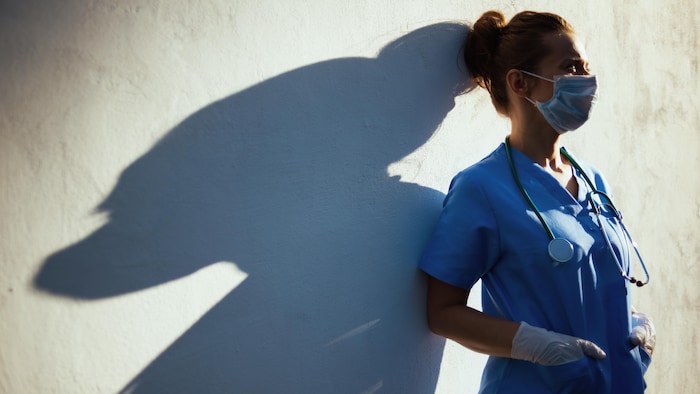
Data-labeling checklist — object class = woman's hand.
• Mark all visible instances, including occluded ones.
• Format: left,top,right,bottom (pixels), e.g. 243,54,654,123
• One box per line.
510,322,607,366
630,312,656,356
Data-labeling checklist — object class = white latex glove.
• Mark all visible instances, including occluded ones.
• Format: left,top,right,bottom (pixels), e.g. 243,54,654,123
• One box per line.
630,312,656,356
511,322,607,366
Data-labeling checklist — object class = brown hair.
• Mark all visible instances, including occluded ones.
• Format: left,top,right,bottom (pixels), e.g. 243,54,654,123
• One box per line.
464,10,574,115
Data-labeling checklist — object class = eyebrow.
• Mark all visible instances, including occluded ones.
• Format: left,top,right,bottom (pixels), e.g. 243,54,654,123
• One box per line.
559,57,588,65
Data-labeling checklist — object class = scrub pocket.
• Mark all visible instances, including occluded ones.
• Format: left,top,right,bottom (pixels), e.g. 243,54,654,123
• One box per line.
538,357,601,393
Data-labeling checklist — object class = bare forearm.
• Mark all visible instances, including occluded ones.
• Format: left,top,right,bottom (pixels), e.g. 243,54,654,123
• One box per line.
428,304,520,358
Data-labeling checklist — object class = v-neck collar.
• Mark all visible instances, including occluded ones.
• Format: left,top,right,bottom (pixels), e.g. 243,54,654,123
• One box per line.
500,143,586,216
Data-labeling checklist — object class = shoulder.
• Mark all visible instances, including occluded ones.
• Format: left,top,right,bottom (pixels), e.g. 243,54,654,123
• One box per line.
445,144,514,207
449,144,510,192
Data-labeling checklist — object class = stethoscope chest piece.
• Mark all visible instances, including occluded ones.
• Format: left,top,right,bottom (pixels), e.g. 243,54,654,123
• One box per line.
548,238,574,263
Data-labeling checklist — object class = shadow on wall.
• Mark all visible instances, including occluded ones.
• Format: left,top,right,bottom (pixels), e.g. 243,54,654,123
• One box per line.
35,23,474,393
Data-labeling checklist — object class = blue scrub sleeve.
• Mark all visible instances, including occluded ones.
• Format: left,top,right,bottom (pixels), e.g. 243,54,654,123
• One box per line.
638,348,652,375
419,172,500,289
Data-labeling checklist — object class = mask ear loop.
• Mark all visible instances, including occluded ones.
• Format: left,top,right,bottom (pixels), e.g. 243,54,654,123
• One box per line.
518,69,555,83
518,70,554,107
524,97,538,106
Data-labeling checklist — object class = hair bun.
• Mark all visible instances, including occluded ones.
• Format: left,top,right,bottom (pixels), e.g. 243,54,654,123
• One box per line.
464,11,507,89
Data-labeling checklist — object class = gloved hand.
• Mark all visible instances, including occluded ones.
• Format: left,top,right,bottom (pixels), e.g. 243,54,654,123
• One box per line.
630,312,656,356
511,322,607,366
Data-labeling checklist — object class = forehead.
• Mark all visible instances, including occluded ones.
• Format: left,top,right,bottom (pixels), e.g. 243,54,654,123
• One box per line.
540,32,588,63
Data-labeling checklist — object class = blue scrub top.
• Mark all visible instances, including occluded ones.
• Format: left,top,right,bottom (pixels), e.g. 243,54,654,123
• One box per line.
420,143,649,393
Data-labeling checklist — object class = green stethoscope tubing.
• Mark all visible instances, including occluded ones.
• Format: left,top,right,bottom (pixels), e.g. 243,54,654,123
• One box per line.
504,136,650,287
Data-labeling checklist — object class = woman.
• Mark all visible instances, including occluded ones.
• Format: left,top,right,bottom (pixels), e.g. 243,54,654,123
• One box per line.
420,10,655,393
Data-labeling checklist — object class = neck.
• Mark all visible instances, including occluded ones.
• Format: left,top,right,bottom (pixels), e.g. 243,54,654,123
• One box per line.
508,133,559,162
508,109,566,170
507,132,576,194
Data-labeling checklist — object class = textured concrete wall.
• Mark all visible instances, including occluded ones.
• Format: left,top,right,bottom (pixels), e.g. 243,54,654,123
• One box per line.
1,1,698,393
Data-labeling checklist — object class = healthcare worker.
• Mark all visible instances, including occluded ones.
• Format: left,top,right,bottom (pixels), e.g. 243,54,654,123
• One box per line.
420,10,656,393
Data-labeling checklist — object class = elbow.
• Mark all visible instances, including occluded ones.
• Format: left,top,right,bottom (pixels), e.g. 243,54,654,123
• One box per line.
426,308,448,337
427,315,439,335
425,275,469,338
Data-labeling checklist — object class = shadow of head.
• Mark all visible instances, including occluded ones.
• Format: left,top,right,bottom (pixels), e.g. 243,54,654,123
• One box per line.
35,21,472,298
34,22,471,393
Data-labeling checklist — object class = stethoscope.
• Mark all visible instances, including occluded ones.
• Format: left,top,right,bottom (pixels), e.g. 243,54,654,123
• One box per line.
504,136,650,287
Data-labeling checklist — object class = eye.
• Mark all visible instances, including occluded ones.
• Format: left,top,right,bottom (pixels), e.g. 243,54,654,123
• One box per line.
563,60,590,74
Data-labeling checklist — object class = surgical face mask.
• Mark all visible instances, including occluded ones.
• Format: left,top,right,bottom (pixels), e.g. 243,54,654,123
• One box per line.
519,70,598,134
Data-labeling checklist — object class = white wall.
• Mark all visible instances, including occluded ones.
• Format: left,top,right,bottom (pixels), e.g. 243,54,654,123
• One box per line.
1,1,697,393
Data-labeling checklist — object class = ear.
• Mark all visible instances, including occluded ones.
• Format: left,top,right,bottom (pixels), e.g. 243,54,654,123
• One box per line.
505,69,531,98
